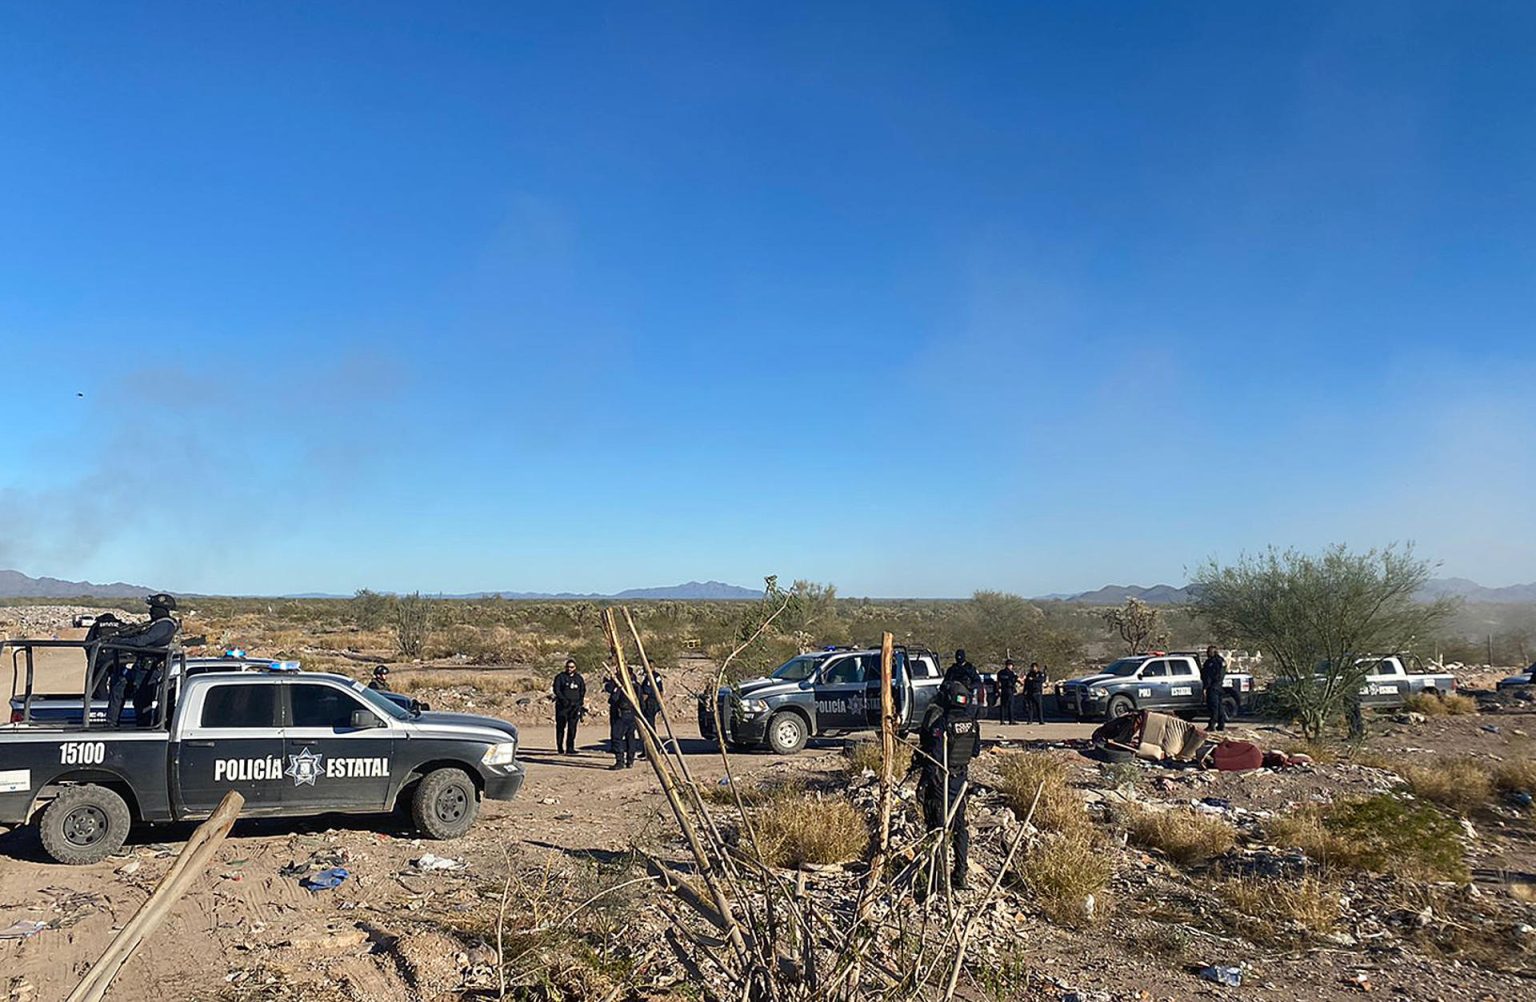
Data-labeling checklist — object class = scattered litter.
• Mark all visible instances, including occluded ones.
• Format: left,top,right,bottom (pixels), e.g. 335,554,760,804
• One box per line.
716,777,732,786
1481,724,1502,734
1199,965,1242,987
539,796,559,805
116,860,141,876
412,853,466,872
0,921,47,941
1346,971,1374,992
300,867,350,892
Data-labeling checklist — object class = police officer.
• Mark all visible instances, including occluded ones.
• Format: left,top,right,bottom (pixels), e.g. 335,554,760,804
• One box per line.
913,678,981,890
368,665,391,691
637,669,665,751
943,649,983,719
604,672,638,770
107,593,179,727
1201,645,1228,731
995,659,1019,724
83,612,124,700
1024,661,1047,725
552,659,586,755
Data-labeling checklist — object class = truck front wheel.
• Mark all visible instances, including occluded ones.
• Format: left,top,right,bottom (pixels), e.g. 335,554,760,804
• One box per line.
39,785,132,865
767,712,808,755
411,768,480,839
1106,695,1135,720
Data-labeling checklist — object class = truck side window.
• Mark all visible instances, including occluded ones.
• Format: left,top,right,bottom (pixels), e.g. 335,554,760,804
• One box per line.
1171,659,1195,677
1142,661,1168,678
200,684,279,729
822,657,866,685
291,684,368,729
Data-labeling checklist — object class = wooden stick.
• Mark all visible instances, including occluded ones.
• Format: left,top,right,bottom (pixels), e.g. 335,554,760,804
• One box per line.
68,791,244,1002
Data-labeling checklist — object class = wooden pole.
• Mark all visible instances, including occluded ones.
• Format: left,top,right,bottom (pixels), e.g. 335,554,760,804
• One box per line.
68,790,244,1002
861,632,898,915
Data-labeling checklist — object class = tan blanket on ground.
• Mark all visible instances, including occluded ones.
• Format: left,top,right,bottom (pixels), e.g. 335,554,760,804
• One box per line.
1136,711,1207,762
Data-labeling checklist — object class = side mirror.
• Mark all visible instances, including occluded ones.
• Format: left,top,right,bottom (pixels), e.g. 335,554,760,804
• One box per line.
350,709,381,730
411,698,429,713
799,678,814,690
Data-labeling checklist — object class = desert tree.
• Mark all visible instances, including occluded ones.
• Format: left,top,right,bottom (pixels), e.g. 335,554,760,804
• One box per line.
1192,543,1457,739
392,591,435,658
1100,597,1169,654
351,588,391,631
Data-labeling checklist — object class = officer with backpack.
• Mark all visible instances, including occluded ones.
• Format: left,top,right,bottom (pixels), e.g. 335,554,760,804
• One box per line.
604,671,639,770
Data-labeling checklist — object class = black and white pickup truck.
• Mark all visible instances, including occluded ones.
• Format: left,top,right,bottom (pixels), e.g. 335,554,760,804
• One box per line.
1055,653,1254,722
699,646,944,754
0,639,525,864
1339,655,1457,708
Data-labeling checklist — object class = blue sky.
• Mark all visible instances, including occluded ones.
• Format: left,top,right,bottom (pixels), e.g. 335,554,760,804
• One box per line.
1,2,1533,597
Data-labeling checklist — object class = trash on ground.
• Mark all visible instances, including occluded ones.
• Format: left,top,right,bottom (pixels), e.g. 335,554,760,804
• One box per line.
412,853,466,871
300,867,350,892
0,921,47,940
1199,965,1242,987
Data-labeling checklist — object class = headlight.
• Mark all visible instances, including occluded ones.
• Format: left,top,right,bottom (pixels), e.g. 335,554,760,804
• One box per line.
481,742,517,767
1081,689,1107,701
741,699,768,714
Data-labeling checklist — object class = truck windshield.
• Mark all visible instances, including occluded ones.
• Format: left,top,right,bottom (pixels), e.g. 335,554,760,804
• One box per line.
1102,658,1147,677
771,655,827,681
350,680,414,720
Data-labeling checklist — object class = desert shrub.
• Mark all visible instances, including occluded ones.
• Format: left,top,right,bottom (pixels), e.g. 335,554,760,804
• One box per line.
752,793,871,868
1345,747,1399,772
844,739,914,777
1217,875,1342,942
1440,693,1477,715
1266,794,1466,881
1493,759,1536,795
1402,758,1494,814
1014,829,1112,927
1123,807,1236,866
393,592,434,657
994,752,1088,834
1403,692,1449,716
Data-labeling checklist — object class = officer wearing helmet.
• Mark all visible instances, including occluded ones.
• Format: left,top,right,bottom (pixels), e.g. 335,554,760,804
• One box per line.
106,593,180,727
369,665,391,691
912,677,982,891
943,649,983,720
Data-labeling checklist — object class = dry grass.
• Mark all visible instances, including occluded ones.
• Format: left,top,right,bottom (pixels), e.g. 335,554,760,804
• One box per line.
1281,740,1339,765
1123,807,1236,867
1015,829,1113,928
993,752,1088,834
1217,875,1343,942
1265,794,1467,881
1493,759,1536,795
752,793,871,868
1402,757,1494,814
1345,747,1399,773
843,739,914,777
1402,691,1475,716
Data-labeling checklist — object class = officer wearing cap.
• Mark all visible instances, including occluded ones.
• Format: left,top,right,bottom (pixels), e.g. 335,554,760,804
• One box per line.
368,665,391,691
552,659,586,755
912,678,982,891
943,649,983,720
107,593,180,727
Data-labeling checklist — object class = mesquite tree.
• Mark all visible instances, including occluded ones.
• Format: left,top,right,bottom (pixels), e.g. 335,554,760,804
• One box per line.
1100,597,1168,654
1192,544,1456,739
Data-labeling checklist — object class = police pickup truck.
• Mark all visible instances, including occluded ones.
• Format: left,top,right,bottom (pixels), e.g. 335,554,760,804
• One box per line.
1342,655,1457,708
699,646,944,755
0,638,524,864
1055,652,1254,722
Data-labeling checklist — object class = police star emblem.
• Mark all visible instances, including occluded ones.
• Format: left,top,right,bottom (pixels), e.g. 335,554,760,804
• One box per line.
286,747,324,787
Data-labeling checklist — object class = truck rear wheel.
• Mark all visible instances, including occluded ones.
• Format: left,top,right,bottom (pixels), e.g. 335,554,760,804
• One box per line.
767,712,808,755
39,785,131,865
1220,694,1240,721
411,767,480,839
1106,695,1135,720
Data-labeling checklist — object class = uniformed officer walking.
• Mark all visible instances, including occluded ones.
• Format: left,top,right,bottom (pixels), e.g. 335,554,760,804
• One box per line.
913,679,981,890
995,659,1019,724
1023,661,1047,724
604,672,638,770
637,669,665,751
943,649,982,719
106,593,180,727
552,659,586,755
1201,645,1228,731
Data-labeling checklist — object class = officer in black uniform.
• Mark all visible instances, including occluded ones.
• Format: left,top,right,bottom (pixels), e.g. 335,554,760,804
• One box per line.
1024,661,1047,724
943,649,983,719
995,659,1019,724
368,665,391,691
107,593,180,728
83,612,124,700
637,669,665,752
604,672,638,770
1201,645,1228,731
913,678,981,890
552,659,586,755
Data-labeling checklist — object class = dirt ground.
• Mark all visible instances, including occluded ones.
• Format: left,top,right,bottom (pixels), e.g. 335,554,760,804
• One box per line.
2,611,1534,1001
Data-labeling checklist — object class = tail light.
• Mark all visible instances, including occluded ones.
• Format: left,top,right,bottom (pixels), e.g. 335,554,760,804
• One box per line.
9,709,21,723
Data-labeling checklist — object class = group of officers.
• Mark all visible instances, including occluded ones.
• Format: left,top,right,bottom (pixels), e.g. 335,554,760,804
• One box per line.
549,658,666,770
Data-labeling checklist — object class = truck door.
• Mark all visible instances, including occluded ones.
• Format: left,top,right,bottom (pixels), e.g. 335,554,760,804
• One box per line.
1137,660,1171,706
1166,658,1200,706
281,681,395,812
814,655,871,732
863,650,908,728
1358,659,1402,707
173,680,286,816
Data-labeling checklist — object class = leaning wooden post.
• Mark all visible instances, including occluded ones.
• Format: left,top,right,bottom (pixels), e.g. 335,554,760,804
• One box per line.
68,791,244,1002
861,632,898,914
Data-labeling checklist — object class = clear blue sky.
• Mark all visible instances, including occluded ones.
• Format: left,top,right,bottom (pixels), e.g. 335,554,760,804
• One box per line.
1,2,1533,597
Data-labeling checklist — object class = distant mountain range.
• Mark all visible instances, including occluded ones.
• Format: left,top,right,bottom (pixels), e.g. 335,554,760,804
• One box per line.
1043,577,1536,606
436,581,764,601
0,570,154,599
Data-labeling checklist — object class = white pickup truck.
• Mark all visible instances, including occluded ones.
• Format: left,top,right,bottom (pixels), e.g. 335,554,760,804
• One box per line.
1347,655,1457,709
